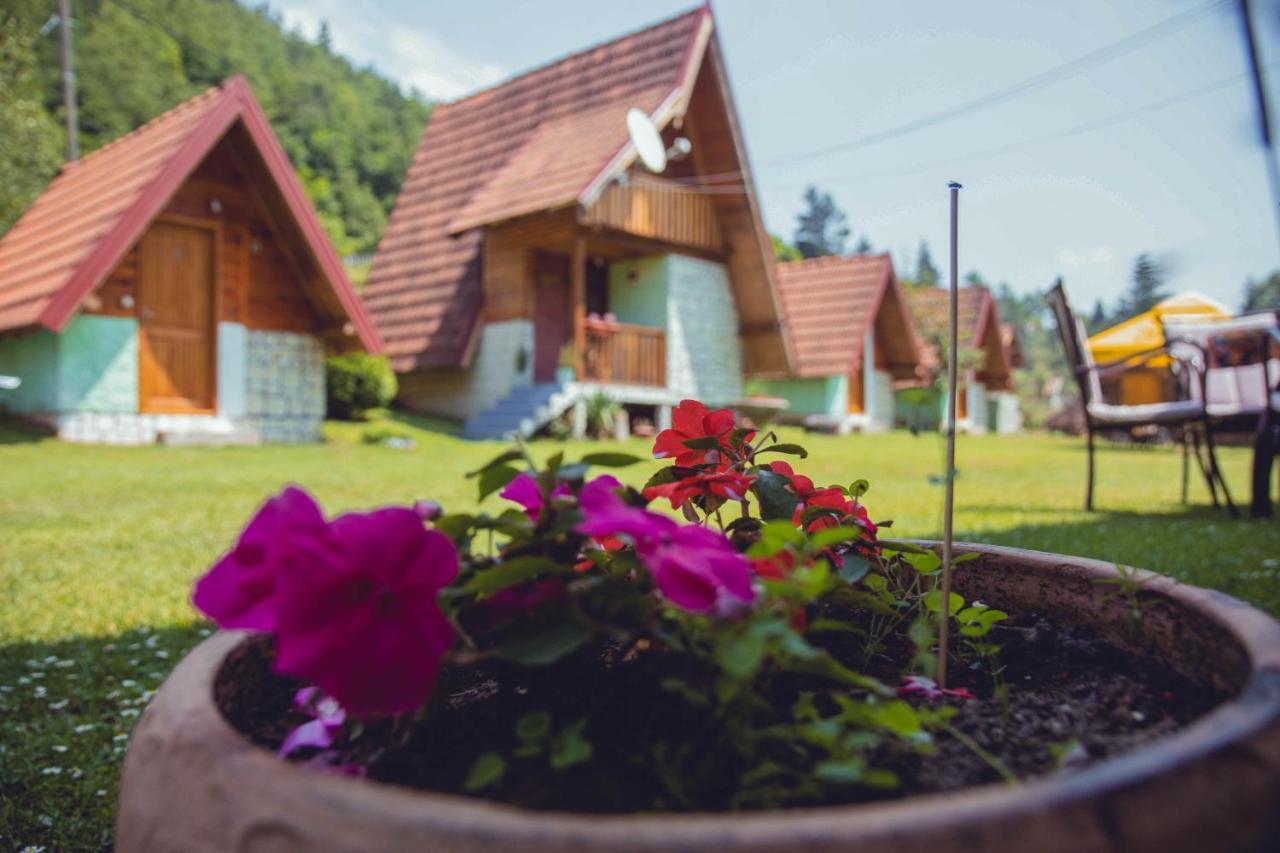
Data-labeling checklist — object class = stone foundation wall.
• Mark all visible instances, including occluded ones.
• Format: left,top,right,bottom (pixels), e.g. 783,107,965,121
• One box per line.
244,329,326,443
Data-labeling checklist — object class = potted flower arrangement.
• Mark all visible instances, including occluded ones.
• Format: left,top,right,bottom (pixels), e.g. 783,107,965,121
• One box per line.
118,399,1280,852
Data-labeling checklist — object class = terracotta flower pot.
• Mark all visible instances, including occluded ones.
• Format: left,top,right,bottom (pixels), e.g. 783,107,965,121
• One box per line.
117,543,1280,852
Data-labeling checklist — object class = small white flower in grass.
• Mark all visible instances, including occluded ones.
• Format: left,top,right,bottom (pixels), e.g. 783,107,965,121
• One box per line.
41,766,62,775
43,655,57,664
18,676,30,685
0,685,11,692
39,815,53,827
128,659,140,666
30,671,44,679
33,686,47,698
21,845,47,852
49,699,68,710
106,690,120,699
52,745,68,753
113,733,128,742
74,723,94,733
121,679,136,688
103,644,116,652
25,659,38,667
70,768,83,779
120,708,140,717
96,789,106,796
55,659,74,668
155,650,169,659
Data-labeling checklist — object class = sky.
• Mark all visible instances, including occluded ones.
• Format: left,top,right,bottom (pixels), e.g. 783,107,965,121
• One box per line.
270,0,1279,312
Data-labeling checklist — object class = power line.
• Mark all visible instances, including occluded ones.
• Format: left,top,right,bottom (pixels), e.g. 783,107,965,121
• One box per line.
768,61,1279,190
764,0,1231,167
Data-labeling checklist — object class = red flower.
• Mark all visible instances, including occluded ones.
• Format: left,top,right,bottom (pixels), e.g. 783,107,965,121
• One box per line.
769,461,816,500
643,469,756,510
652,400,738,467
751,549,797,579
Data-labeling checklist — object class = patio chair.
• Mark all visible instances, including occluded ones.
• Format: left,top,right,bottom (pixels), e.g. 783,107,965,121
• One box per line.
1046,280,1234,514
1163,312,1280,517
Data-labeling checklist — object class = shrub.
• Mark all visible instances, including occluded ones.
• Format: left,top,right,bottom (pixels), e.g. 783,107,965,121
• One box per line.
325,353,397,420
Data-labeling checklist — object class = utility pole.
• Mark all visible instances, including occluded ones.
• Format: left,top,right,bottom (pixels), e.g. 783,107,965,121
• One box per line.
59,0,78,162
1238,0,1280,250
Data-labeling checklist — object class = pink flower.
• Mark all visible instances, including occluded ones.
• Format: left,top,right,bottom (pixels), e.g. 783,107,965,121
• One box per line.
500,472,570,520
576,493,754,615
899,675,974,701
467,579,566,632
279,686,346,757
192,486,326,631
272,507,459,717
652,400,740,467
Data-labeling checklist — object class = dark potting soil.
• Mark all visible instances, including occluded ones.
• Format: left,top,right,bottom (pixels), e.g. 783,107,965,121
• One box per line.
214,610,1229,813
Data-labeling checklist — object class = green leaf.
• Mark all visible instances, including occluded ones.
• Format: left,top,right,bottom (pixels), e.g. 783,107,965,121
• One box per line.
478,463,521,502
463,752,506,791
466,449,524,478
682,435,723,450
874,700,922,737
877,539,932,555
755,443,809,459
814,757,865,783
515,710,551,741
716,628,767,680
952,551,980,565
433,513,475,541
490,621,590,665
580,452,645,468
849,479,870,497
645,465,698,490
753,468,801,521
549,719,593,770
465,556,560,596
810,525,865,550
905,551,943,575
924,589,965,615
839,553,871,584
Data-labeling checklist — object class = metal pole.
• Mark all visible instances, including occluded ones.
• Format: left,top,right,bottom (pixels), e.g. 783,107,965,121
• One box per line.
1238,0,1280,250
937,180,962,689
59,0,78,162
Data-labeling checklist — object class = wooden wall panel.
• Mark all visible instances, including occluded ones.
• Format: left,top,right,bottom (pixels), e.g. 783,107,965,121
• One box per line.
86,135,329,338
482,210,576,323
583,176,723,253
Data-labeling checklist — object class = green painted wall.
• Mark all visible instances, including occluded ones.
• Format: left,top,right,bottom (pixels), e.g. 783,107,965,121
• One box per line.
607,257,668,328
57,316,137,412
895,386,943,431
753,375,847,417
0,315,138,416
0,328,59,414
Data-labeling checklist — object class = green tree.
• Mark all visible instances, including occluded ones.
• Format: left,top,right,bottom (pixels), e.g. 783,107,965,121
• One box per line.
793,185,849,258
0,15,62,233
770,233,802,262
1,0,430,253
915,241,940,287
1242,270,1280,311
1115,253,1166,319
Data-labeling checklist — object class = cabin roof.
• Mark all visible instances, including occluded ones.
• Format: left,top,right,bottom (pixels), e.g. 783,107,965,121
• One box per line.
0,76,380,351
363,4,790,374
774,254,923,381
908,285,1013,380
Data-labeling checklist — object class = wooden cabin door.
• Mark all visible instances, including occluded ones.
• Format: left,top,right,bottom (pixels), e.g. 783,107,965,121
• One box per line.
138,220,216,413
533,252,570,383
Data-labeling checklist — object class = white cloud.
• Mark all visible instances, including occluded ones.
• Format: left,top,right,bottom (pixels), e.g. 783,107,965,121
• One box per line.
274,2,506,101
1057,246,1116,267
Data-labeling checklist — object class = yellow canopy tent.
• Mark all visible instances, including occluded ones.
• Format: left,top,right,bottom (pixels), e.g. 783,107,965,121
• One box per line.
1086,292,1231,405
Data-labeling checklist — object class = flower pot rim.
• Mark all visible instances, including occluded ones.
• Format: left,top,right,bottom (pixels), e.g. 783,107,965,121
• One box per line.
122,541,1280,848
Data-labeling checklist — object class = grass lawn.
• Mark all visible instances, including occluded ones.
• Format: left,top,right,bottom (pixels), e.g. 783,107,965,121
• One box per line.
2,414,1277,849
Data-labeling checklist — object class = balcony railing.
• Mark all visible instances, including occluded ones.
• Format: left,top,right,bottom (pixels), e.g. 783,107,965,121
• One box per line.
583,320,666,387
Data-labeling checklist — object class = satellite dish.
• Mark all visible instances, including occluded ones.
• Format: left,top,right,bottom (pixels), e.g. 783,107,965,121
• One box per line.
626,108,667,174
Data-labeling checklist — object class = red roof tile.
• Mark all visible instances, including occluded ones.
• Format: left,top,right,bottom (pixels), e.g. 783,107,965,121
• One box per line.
0,76,381,351
907,285,1001,374
363,6,710,370
775,254,922,380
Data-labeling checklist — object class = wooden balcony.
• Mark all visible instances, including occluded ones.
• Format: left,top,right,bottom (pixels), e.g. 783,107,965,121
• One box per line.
583,320,666,387
582,175,724,254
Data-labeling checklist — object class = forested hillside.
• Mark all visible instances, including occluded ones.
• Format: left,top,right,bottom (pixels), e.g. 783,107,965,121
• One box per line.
1,0,431,254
